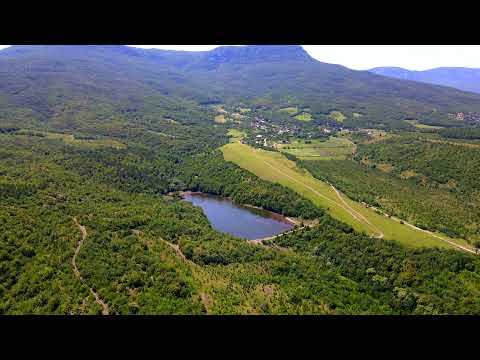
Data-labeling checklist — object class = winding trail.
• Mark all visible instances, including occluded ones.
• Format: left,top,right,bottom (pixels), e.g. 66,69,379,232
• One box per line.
72,217,109,315
160,239,187,261
157,238,214,314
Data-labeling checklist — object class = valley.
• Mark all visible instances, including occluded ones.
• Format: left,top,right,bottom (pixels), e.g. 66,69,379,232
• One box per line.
1,45,480,315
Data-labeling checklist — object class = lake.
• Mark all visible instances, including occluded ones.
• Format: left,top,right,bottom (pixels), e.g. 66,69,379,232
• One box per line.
182,193,294,240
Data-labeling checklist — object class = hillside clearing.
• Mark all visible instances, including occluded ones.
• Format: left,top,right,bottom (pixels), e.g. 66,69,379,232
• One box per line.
405,119,445,129
15,130,126,149
227,129,246,142
294,112,313,121
279,107,298,115
277,137,356,160
221,142,472,250
214,114,227,124
329,111,346,123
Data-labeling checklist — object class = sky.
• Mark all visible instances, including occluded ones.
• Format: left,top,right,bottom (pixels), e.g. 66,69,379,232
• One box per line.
1,45,480,71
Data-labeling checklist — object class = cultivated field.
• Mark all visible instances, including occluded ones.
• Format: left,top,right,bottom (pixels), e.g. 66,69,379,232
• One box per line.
277,137,356,160
222,142,472,250
294,112,313,121
227,129,246,142
279,107,298,115
214,114,227,124
329,111,346,123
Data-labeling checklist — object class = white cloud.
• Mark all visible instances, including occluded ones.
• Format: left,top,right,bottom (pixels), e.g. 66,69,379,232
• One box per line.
302,45,480,70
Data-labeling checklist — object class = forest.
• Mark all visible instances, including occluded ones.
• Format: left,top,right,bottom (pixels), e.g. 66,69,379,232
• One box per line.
2,45,480,315
438,127,480,140
1,128,480,314
354,135,480,194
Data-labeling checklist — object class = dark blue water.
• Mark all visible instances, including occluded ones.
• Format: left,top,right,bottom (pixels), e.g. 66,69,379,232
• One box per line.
183,193,294,240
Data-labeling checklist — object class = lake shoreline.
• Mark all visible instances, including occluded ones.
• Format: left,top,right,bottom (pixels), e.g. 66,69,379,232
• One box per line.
180,191,298,226
181,191,296,240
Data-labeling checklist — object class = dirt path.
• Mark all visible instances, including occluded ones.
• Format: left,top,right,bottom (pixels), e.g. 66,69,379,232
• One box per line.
365,207,478,255
256,154,478,253
404,221,477,254
158,238,215,313
259,157,384,238
250,224,310,244
72,217,109,315
423,138,480,149
161,239,187,261
331,186,384,239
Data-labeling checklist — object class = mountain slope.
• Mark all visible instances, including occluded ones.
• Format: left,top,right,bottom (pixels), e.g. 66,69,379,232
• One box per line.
2,45,480,132
370,66,480,94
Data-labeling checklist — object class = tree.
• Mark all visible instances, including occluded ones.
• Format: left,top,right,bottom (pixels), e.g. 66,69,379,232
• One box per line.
474,241,480,254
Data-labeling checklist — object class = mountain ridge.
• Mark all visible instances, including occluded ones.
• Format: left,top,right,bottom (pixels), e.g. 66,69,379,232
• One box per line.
2,45,480,131
369,66,480,94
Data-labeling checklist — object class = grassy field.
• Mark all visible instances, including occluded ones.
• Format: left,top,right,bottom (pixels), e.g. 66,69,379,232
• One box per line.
279,107,298,115
214,105,227,114
221,142,471,250
214,114,227,124
405,119,444,129
354,129,395,144
16,130,126,149
277,137,356,160
329,111,346,123
227,129,246,142
294,112,313,121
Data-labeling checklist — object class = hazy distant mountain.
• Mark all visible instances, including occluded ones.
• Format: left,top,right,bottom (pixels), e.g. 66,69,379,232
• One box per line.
369,67,480,94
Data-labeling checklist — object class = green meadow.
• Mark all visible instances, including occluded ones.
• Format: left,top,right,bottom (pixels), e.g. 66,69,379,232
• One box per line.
221,142,471,250
277,137,356,160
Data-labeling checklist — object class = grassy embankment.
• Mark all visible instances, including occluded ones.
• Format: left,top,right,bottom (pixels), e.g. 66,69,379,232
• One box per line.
221,141,471,250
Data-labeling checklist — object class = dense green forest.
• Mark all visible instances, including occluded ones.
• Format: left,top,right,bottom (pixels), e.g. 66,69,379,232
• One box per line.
268,222,480,314
438,127,480,140
2,45,480,132
354,135,480,194
1,129,480,314
2,45,480,315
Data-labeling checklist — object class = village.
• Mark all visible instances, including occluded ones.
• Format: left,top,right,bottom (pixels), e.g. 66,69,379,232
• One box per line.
247,115,343,148
453,111,480,125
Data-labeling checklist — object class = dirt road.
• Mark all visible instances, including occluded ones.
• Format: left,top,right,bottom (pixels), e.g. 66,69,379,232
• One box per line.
365,206,478,255
260,158,384,238
331,186,384,239
72,217,110,315
256,155,478,253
